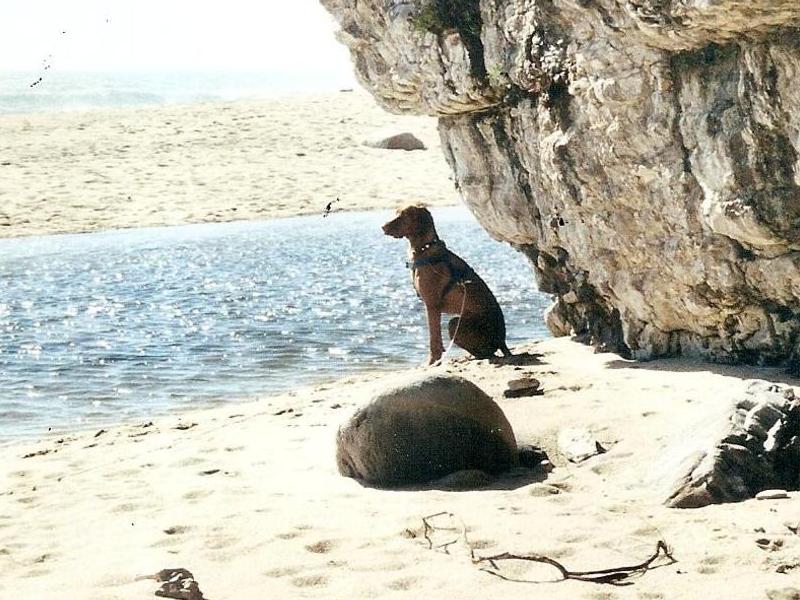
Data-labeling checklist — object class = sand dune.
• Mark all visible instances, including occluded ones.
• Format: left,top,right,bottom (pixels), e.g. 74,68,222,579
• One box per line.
2,338,798,599
0,91,457,238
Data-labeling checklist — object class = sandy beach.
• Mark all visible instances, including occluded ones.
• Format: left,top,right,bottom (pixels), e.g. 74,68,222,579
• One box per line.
3,85,800,600
0,91,457,238
2,337,799,599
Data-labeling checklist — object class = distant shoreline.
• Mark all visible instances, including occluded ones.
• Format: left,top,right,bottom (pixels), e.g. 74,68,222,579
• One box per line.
0,69,360,116
0,90,459,238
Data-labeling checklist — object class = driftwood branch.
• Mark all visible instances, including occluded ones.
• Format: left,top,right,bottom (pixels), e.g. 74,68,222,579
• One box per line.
421,512,676,586
475,541,675,585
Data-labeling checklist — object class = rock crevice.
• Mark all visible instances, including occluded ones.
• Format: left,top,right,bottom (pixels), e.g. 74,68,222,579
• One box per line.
321,0,800,371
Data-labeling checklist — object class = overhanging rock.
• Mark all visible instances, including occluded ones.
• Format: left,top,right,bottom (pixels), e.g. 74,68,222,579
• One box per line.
320,0,800,371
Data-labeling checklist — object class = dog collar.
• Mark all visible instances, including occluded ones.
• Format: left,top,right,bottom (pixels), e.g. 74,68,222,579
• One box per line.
412,238,443,255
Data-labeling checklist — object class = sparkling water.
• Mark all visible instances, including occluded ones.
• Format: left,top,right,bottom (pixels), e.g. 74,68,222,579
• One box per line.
0,208,551,439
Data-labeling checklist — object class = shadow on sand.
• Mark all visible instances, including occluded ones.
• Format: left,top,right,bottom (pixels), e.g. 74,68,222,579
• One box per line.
603,355,800,386
355,465,552,494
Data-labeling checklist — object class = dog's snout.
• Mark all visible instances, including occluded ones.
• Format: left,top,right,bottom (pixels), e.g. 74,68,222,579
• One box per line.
382,217,401,237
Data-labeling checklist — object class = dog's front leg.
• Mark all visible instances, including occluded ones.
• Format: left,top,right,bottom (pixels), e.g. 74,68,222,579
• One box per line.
425,304,444,365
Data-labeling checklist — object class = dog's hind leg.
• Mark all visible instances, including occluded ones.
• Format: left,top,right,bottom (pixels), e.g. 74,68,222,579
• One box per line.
448,317,496,359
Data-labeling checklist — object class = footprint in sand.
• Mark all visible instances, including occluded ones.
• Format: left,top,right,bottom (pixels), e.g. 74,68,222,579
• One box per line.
305,540,336,554
205,534,239,550
587,591,618,600
386,577,420,591
22,567,50,579
182,489,214,502
264,566,302,578
291,574,329,588
631,525,661,537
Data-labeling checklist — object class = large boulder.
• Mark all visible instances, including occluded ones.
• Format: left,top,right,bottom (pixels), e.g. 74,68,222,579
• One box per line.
321,0,800,372
336,374,518,486
664,382,800,508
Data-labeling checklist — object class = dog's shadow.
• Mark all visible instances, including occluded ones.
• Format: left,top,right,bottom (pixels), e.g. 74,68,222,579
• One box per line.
489,351,544,367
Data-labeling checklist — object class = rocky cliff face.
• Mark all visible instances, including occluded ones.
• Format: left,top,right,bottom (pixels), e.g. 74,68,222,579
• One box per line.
320,0,800,371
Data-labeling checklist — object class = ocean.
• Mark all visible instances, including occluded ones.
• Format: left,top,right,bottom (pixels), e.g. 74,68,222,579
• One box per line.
0,70,355,114
0,208,551,440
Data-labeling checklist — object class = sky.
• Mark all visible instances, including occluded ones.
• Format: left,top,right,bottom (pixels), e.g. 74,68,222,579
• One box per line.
0,0,356,80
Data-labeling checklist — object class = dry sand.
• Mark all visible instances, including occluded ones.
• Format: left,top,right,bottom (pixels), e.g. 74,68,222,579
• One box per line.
0,91,457,238
2,337,799,599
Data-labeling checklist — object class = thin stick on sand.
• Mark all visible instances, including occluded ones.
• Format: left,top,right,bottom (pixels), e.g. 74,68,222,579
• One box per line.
422,512,676,586
422,511,471,554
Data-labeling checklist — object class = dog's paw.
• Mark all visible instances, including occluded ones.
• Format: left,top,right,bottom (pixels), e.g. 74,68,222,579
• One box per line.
426,353,443,366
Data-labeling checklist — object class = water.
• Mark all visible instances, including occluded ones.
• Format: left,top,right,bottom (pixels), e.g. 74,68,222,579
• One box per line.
0,208,551,440
0,70,355,115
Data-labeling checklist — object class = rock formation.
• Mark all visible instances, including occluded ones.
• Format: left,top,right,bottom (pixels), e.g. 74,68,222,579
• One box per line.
664,381,800,508
320,0,800,371
336,374,518,486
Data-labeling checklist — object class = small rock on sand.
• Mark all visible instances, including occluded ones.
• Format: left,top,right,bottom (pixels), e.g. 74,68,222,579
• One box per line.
504,377,542,398
363,131,426,151
558,428,605,463
756,489,790,500
152,568,205,600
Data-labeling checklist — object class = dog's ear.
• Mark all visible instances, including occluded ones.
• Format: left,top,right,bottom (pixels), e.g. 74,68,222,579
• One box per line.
409,205,434,234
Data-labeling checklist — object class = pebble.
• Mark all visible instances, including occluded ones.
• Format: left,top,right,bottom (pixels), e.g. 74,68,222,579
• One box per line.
557,427,606,463
756,538,784,551
507,377,541,392
756,489,790,500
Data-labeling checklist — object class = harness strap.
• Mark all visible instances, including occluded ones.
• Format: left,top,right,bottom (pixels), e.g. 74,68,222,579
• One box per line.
405,255,448,270
406,254,475,299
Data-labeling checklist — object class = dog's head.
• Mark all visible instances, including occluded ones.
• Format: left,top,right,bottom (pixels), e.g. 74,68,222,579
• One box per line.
382,205,434,239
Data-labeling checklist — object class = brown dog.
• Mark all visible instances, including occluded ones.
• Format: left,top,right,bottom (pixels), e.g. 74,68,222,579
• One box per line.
382,205,512,365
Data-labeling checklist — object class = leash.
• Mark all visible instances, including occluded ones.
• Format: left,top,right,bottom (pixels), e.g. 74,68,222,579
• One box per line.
431,280,469,368
404,243,473,367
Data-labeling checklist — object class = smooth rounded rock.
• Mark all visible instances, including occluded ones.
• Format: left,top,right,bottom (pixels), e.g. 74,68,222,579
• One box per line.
336,374,518,486
362,131,426,151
